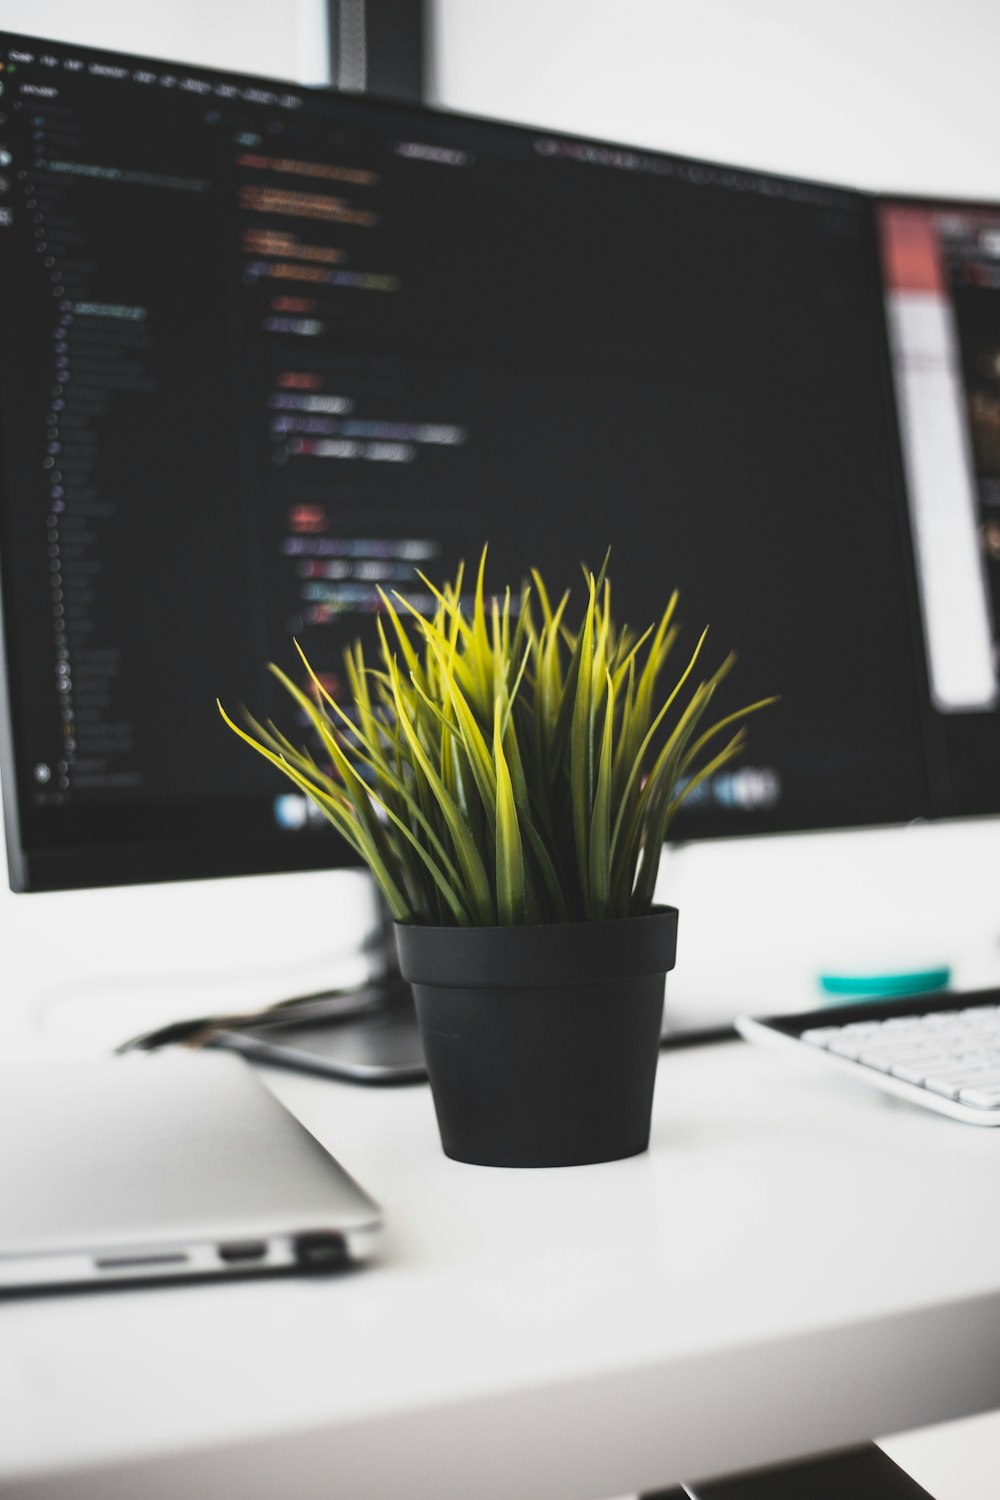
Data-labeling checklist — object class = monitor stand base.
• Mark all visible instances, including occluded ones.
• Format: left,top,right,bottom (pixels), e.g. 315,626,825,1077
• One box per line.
212,978,427,1085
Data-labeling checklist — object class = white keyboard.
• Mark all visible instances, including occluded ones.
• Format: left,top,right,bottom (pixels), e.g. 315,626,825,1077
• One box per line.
737,991,1000,1125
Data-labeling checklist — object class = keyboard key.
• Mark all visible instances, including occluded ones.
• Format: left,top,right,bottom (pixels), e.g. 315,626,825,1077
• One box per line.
857,1043,949,1071
890,1055,967,1083
952,1068,1000,1092
924,1063,1000,1097
801,1028,840,1046
957,1085,1000,1109
830,1037,876,1059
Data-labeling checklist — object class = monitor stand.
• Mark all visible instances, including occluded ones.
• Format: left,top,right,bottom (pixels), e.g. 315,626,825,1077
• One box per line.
116,885,428,1085
211,983,427,1084
210,893,428,1085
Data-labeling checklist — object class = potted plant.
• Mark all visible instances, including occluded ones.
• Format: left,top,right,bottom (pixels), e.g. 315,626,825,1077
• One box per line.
220,553,772,1167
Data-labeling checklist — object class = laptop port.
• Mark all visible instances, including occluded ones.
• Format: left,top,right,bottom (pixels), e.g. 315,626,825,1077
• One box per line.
95,1253,188,1270
217,1240,268,1264
293,1231,348,1269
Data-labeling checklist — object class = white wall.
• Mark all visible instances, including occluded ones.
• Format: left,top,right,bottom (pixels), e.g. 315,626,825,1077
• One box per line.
430,0,1000,200
0,0,330,84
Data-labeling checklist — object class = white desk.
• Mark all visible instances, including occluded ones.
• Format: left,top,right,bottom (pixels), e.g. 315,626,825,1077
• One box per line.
3,1037,1000,1499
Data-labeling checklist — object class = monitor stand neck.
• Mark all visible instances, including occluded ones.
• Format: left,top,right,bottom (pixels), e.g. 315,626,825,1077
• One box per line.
260,884,407,1020
359,889,404,990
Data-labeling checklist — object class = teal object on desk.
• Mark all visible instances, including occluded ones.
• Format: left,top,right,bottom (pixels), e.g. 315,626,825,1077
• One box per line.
818,967,952,1000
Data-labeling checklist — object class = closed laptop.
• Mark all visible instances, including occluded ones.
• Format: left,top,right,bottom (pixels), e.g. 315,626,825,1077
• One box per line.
0,1050,382,1291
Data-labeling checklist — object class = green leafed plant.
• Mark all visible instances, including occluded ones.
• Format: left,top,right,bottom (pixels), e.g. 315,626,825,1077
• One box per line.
219,551,775,926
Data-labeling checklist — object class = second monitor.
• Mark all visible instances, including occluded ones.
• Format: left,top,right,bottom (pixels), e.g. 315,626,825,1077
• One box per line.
878,196,1000,817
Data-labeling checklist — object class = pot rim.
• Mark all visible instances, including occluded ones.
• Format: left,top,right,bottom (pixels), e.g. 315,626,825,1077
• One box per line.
394,904,678,989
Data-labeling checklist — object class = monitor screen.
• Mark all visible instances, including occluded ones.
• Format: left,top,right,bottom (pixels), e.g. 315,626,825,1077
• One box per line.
878,198,1000,816
0,32,931,891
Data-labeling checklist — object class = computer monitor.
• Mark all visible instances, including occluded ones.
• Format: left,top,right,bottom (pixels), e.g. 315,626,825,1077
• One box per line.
877,197,1000,817
0,31,932,910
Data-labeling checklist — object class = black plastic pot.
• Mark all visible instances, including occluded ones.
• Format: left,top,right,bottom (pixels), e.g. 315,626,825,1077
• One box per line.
395,906,678,1168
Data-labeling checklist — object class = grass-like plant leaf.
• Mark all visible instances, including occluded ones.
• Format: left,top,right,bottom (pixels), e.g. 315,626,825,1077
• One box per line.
221,549,775,926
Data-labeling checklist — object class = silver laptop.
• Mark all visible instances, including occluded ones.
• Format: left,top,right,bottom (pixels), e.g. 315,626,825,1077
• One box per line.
0,1050,382,1291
